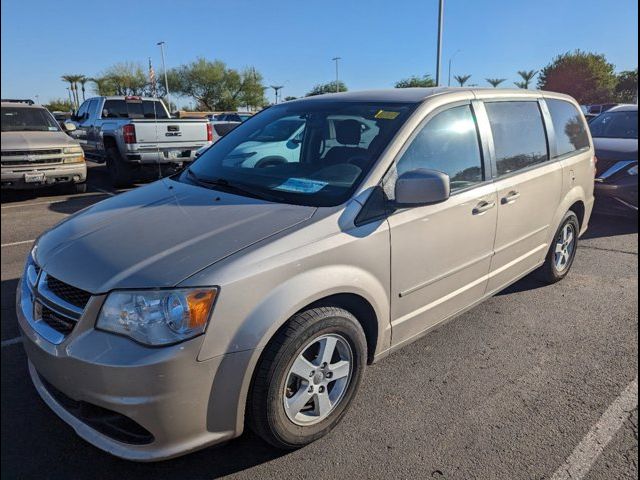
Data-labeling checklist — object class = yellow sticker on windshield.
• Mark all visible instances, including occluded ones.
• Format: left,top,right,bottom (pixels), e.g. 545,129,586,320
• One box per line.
375,110,400,120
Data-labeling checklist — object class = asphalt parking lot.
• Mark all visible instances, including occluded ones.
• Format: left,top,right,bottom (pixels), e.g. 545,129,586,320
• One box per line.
1,162,637,480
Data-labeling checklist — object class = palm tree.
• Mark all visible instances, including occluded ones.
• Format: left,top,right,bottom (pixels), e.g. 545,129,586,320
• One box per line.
454,74,472,86
78,75,88,101
515,70,537,89
61,75,77,106
62,74,84,108
486,78,506,88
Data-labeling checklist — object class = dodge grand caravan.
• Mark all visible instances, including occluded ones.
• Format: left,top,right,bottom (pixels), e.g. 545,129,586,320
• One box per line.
17,88,595,460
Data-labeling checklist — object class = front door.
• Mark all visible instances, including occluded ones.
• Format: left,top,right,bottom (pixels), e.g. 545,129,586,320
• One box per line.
388,103,498,347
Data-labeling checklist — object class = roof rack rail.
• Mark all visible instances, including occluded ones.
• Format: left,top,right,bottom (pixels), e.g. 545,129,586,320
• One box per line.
1,99,35,105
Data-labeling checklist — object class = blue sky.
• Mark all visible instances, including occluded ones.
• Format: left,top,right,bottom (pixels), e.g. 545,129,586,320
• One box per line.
1,0,637,105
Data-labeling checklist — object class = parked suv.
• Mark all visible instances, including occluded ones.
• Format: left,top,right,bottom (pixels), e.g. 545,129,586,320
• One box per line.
1,100,87,191
18,88,594,460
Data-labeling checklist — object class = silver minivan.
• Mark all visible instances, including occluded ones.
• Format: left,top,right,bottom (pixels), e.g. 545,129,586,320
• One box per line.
17,88,595,461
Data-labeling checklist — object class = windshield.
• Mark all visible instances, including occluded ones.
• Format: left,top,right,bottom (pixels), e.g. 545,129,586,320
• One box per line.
182,101,417,206
1,107,60,132
589,110,638,139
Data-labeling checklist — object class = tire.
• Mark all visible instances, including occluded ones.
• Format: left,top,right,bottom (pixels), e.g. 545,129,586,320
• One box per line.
247,307,367,449
537,211,580,284
106,146,133,188
72,182,87,194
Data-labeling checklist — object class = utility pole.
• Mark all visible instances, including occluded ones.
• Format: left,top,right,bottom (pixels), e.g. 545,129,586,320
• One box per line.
332,57,341,93
435,0,444,86
270,85,284,104
157,41,171,113
448,49,460,87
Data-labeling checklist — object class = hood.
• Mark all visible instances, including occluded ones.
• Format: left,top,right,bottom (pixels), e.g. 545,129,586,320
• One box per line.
35,179,316,293
593,137,638,176
1,131,79,151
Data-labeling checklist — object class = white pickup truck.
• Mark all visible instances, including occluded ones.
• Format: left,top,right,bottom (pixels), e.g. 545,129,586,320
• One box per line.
68,96,212,186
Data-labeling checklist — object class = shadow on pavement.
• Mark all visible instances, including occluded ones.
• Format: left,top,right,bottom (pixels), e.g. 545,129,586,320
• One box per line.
582,212,638,240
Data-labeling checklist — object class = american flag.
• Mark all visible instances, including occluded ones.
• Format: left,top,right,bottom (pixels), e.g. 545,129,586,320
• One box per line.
148,58,157,97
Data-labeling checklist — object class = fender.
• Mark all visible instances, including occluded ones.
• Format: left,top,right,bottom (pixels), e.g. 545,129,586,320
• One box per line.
202,264,390,436
547,184,590,247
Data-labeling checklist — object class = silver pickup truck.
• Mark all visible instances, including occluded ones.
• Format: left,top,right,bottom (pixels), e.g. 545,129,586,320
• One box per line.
69,96,212,186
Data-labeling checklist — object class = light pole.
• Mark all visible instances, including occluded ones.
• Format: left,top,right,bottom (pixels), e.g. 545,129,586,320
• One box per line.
270,85,284,104
35,94,40,104
435,0,444,86
448,49,461,86
157,41,171,113
332,57,341,93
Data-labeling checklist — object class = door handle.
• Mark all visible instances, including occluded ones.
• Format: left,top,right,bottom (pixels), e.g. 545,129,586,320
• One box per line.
501,190,521,204
472,200,496,215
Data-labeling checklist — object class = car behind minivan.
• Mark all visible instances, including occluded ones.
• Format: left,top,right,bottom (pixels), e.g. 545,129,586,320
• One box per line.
18,87,595,461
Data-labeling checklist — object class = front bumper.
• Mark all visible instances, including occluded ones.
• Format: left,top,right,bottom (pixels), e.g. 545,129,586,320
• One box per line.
594,182,638,216
1,163,87,189
16,277,255,461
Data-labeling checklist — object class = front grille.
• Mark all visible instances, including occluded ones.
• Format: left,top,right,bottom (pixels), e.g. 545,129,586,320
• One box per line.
46,276,91,309
38,374,155,445
41,305,76,335
2,149,62,157
1,158,62,166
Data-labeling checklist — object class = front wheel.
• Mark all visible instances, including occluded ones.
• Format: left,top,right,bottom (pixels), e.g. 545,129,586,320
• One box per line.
537,211,580,284
247,307,367,449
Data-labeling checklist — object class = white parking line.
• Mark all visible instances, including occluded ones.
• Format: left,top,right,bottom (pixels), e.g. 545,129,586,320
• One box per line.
1,336,22,348
1,239,34,248
551,376,638,480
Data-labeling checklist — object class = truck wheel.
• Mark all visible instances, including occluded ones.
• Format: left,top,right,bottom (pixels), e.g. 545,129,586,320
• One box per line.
248,307,367,449
106,146,133,188
72,182,87,194
537,211,580,284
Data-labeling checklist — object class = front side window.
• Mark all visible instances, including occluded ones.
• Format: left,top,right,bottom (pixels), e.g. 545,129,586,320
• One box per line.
395,104,484,192
547,99,590,156
184,101,416,206
485,101,548,176
589,110,638,139
1,107,60,132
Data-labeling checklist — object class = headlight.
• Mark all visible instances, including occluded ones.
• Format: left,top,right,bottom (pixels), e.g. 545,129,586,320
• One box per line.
628,165,638,176
63,146,83,154
96,288,218,346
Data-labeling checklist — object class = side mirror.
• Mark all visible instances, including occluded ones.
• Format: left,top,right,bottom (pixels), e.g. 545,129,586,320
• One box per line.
62,121,77,132
394,168,450,206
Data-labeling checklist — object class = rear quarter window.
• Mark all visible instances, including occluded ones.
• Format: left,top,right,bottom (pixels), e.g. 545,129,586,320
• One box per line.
546,99,590,156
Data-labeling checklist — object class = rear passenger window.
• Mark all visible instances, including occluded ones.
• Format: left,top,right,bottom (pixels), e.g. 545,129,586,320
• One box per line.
397,105,484,192
546,99,590,156
485,101,548,176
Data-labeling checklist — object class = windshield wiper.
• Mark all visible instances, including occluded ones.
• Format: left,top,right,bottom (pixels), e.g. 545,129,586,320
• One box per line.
186,168,287,203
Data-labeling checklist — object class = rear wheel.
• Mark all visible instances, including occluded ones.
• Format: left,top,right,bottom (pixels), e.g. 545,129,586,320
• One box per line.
248,307,367,449
106,146,133,188
537,211,579,284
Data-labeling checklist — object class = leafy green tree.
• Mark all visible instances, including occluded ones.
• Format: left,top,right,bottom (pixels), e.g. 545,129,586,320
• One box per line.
537,51,617,104
615,69,638,103
486,78,506,88
44,98,74,112
167,58,266,111
395,74,436,88
454,74,471,86
306,81,348,96
515,70,537,89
